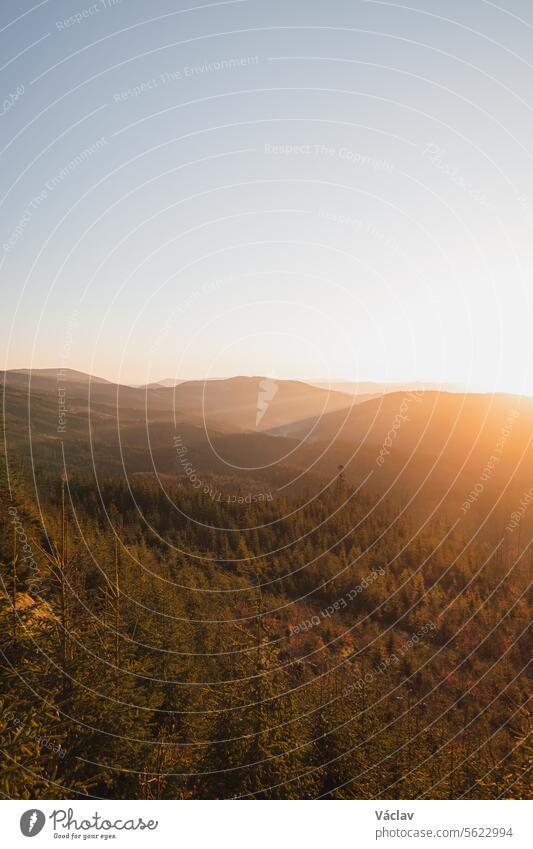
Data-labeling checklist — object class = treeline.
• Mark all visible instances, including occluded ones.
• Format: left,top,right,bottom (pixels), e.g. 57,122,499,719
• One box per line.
0,465,530,799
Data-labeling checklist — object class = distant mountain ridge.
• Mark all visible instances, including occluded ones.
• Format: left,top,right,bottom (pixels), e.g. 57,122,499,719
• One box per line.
7,368,112,384
3,368,533,506
1,368,356,434
307,379,467,395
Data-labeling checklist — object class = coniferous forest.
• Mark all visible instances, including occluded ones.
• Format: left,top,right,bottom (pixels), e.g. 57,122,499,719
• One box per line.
1,379,531,799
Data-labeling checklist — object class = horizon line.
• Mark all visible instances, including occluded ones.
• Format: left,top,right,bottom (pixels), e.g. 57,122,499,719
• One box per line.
2,366,531,398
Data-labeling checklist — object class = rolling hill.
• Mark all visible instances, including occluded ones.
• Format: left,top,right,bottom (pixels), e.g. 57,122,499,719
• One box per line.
3,370,533,514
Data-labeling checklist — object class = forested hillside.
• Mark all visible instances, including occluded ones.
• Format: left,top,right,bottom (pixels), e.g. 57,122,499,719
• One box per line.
1,462,530,799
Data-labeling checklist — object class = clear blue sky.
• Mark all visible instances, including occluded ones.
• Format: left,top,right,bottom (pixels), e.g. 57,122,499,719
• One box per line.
1,0,533,393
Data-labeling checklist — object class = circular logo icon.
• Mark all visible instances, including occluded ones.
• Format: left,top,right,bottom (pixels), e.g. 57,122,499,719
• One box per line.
20,809,46,837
